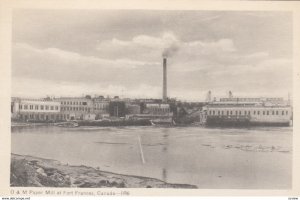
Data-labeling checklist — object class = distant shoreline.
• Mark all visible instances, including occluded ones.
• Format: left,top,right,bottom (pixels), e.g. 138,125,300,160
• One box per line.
10,154,197,188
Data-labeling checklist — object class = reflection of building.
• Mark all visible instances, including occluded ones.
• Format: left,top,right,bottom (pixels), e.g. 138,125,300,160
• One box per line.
11,97,61,121
56,97,93,120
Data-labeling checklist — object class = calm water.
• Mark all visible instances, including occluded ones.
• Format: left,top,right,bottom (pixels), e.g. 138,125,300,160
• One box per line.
11,126,292,189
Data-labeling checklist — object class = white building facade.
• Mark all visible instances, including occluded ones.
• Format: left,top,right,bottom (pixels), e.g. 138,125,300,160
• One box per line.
11,98,61,121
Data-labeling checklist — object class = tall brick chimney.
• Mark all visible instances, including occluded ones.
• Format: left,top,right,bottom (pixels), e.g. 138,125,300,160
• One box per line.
163,57,167,101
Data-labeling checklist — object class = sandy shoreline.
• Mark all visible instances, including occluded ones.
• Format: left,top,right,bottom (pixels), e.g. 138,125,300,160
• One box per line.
10,154,197,188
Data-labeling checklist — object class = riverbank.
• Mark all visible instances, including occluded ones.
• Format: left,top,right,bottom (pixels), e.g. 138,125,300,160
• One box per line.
77,119,152,127
11,119,153,128
11,122,53,127
10,154,197,188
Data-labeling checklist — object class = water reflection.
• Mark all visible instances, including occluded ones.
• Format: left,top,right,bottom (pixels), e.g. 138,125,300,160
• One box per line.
161,128,169,182
11,126,292,188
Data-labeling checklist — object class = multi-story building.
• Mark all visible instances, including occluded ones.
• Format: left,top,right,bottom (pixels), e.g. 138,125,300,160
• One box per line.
11,97,61,122
201,96,292,126
127,104,141,115
143,103,171,116
93,97,110,119
56,97,93,120
109,101,126,117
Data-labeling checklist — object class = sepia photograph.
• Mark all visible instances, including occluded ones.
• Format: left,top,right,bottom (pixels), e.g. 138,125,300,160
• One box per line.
2,2,297,195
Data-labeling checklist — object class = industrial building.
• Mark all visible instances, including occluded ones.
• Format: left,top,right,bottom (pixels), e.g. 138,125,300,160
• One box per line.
56,97,94,120
93,97,110,119
11,97,61,122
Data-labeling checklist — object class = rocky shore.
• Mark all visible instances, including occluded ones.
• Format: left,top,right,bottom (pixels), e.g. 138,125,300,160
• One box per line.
10,154,197,188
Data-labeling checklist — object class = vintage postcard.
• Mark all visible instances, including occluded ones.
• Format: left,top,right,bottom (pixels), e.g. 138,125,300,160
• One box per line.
0,0,300,197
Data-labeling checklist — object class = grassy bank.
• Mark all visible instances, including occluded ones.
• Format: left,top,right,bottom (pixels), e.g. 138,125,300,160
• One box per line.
11,154,197,188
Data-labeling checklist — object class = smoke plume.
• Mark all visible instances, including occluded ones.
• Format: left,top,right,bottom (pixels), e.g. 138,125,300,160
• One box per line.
161,32,180,58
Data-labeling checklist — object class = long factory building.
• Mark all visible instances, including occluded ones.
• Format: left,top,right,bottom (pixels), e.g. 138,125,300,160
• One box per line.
11,96,172,122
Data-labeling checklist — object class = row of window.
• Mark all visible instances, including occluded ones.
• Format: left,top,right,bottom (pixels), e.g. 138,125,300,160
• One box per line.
61,101,88,106
208,110,289,116
19,104,59,111
61,106,90,112
20,113,70,120
148,108,170,112
220,98,261,102
94,104,109,109
94,107,108,110
147,108,170,115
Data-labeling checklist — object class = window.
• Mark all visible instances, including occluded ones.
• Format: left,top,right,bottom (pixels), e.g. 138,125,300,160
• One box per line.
221,111,224,115
50,106,54,110
263,111,265,115
41,105,44,110
19,105,22,109
230,111,232,115
266,111,269,115
212,110,215,115
235,111,238,115
83,102,87,105
282,111,284,115
218,111,220,115
46,106,49,110
286,111,288,115
258,111,260,115
227,111,229,115
272,111,274,115
29,105,33,110
248,111,250,115
239,111,241,115
276,111,278,115
35,105,39,110
55,106,58,110
254,111,256,115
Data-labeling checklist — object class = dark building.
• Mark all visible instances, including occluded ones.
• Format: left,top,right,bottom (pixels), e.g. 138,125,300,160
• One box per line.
109,101,126,117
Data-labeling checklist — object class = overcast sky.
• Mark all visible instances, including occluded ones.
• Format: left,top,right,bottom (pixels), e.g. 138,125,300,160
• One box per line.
12,10,292,101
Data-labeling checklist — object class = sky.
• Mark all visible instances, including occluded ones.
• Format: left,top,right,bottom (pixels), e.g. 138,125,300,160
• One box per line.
12,10,293,101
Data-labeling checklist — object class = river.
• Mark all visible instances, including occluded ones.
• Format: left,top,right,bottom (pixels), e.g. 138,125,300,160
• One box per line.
11,125,292,189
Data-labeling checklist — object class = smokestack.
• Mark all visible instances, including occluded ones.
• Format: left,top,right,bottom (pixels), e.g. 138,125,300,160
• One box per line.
163,57,167,101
